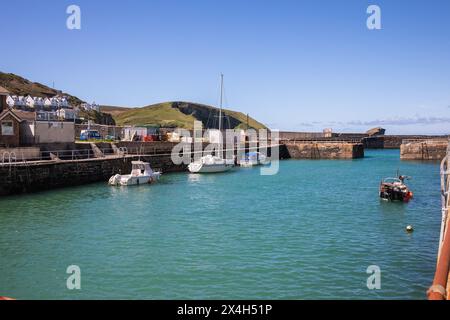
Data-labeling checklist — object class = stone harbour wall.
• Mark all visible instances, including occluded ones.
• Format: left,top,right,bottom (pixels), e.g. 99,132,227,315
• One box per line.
363,135,449,149
283,142,364,159
0,141,354,196
0,154,186,196
400,140,449,161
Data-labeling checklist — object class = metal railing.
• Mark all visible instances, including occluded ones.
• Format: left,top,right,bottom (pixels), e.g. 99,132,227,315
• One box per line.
429,140,450,300
439,143,450,251
0,147,119,164
0,142,280,166
281,138,362,144
402,138,450,144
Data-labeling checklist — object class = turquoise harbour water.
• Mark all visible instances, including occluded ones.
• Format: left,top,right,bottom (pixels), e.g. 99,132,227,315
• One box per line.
0,150,442,299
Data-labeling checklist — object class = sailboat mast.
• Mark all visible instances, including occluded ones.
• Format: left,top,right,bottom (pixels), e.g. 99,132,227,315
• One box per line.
218,74,223,158
219,73,223,132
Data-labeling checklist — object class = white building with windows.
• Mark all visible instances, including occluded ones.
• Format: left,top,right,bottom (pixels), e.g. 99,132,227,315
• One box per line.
44,97,58,109
56,108,77,120
6,95,26,108
81,102,100,112
33,97,45,109
52,95,69,108
7,95,71,111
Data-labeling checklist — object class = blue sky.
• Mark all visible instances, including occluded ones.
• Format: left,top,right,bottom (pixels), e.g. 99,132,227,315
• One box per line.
1,0,449,134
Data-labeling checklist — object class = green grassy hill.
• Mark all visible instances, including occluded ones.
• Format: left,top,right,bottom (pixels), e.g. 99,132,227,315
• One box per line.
109,101,267,130
0,72,267,129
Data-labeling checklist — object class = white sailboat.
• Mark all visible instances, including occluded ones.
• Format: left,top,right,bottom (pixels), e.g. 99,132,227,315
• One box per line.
188,74,234,173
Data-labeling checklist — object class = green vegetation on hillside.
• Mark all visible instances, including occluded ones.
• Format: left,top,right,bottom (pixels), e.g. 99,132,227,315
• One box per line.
113,101,267,130
114,102,198,128
78,109,115,125
1,72,267,129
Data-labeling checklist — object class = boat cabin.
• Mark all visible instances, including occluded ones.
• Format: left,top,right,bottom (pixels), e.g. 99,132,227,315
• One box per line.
131,161,153,176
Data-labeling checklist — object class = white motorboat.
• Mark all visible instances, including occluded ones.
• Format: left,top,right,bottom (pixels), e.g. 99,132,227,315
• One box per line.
188,74,234,173
109,161,161,186
239,152,268,167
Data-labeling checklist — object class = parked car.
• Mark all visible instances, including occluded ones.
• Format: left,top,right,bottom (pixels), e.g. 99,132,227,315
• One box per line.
80,130,102,141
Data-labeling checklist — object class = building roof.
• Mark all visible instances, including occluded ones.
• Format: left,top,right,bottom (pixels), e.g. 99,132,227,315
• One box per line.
0,86,10,95
0,109,36,122
0,109,23,122
13,110,36,121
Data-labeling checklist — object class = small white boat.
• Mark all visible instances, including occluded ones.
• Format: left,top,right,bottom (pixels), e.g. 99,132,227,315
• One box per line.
240,152,268,167
109,161,161,186
188,155,234,173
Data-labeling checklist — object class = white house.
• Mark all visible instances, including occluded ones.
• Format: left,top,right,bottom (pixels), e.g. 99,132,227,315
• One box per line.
33,97,45,109
44,97,62,110
36,111,58,121
81,102,100,112
6,95,16,107
56,108,77,120
44,97,56,108
6,95,73,112
53,95,69,108
18,96,26,107
6,95,27,108
25,95,35,108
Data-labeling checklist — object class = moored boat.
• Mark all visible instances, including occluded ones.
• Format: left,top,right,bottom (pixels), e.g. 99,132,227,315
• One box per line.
239,151,268,167
188,155,234,173
109,161,161,186
188,74,234,174
379,175,413,202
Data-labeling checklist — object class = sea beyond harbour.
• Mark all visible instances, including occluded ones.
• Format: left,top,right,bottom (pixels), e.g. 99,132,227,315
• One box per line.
0,149,442,299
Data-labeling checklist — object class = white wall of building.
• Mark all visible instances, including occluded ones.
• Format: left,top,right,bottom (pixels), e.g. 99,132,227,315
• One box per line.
34,122,75,143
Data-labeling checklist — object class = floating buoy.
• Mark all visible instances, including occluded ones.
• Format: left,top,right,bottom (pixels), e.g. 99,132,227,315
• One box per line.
406,225,414,232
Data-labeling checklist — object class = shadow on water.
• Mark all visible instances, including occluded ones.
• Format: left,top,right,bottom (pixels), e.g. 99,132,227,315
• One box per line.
379,198,409,215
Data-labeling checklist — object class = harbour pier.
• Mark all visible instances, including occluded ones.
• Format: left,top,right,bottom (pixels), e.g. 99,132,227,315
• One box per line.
280,140,364,159
0,141,279,196
400,139,449,161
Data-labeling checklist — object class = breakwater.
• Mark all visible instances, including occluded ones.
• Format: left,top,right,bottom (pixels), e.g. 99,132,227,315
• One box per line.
282,141,364,159
279,131,448,150
363,135,448,149
400,139,449,161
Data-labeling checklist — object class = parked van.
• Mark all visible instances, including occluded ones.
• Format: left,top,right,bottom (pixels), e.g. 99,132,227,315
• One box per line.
80,129,101,141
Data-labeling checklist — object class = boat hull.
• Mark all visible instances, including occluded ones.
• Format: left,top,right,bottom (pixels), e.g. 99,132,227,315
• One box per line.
109,173,161,186
188,163,233,173
379,182,413,202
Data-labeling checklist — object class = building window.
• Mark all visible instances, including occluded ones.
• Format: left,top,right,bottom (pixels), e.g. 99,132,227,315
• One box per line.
1,121,14,135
